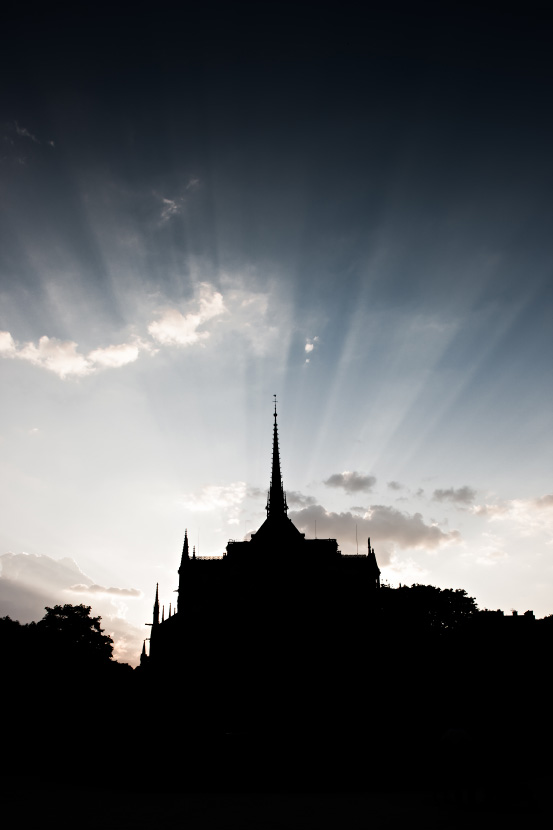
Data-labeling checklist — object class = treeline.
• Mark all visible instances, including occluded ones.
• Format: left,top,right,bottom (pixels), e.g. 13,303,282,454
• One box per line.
1,589,551,793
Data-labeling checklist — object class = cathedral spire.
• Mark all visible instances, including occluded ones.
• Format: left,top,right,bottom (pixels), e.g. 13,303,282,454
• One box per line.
266,395,288,517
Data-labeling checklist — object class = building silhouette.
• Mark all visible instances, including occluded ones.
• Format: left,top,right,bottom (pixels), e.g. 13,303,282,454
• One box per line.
141,400,381,731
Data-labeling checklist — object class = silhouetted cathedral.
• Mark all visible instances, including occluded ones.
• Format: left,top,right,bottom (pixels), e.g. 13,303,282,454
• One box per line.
141,401,380,729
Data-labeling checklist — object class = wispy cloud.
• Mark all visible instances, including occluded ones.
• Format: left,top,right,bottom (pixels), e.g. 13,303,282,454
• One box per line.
180,482,246,524
159,196,183,223
472,494,553,536
68,583,142,597
324,471,377,494
14,122,39,143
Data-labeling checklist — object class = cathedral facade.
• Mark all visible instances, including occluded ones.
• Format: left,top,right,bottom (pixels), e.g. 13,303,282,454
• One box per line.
141,402,380,730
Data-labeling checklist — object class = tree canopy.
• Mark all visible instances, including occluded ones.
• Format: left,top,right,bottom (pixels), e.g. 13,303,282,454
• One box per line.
37,603,114,662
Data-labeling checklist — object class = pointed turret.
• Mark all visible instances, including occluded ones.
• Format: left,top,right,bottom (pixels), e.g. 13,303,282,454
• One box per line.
179,529,189,568
140,639,148,666
153,583,160,626
266,395,288,517
367,537,381,589
162,604,165,622
177,529,190,614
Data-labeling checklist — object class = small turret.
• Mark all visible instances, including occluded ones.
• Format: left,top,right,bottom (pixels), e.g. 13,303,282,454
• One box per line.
140,639,148,666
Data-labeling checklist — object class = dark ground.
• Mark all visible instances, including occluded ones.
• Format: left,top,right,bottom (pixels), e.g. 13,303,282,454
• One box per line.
1,775,551,829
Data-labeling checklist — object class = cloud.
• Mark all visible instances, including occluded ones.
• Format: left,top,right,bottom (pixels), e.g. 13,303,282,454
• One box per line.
148,283,226,346
180,482,246,524
1,277,285,379
0,552,144,666
289,502,459,560
0,332,151,378
387,481,404,491
14,122,39,143
68,584,142,597
99,615,145,664
0,331,16,355
472,494,553,536
304,336,319,363
0,552,92,594
324,471,377,494
433,486,476,505
12,335,92,378
286,490,317,508
473,534,509,567
535,494,553,510
88,340,148,369
160,196,183,223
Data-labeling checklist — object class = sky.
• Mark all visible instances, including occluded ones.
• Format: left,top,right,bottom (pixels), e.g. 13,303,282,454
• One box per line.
1,2,552,664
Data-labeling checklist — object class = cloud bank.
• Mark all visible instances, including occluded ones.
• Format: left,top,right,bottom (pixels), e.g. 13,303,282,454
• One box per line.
289,502,459,562
0,278,287,378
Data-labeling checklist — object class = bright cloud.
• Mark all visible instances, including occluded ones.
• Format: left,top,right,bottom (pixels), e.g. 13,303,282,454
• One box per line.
17,336,92,378
473,533,509,567
1,278,286,379
180,482,247,524
88,340,146,368
0,331,16,355
0,331,150,378
148,283,226,346
324,471,377,494
472,494,553,536
304,336,319,363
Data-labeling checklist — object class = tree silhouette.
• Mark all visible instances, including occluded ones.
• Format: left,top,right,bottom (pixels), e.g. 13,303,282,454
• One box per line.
37,603,113,663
